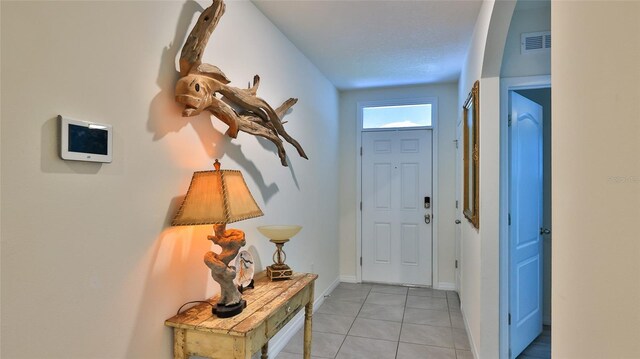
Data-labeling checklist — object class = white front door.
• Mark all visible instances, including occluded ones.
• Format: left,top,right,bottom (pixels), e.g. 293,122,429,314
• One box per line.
361,129,433,286
509,92,544,358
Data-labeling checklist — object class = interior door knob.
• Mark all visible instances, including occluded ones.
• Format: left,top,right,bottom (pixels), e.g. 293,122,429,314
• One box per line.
540,228,551,235
455,220,461,224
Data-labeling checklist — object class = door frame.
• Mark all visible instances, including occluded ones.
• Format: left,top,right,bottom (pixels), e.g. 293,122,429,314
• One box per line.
355,97,439,287
499,75,550,359
455,123,463,294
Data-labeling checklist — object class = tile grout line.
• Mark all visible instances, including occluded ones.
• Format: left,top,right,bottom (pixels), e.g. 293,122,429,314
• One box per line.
449,300,458,359
395,290,409,359
449,293,465,359
448,294,457,359
285,284,468,359
331,286,372,358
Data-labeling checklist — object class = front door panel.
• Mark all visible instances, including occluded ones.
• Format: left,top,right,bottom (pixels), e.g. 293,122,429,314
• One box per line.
362,130,433,285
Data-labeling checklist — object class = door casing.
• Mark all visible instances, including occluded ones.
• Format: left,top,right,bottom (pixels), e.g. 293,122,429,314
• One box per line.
455,125,463,294
499,76,551,359
355,97,439,287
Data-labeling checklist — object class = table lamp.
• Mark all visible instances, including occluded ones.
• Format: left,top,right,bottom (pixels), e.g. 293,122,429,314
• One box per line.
172,159,263,318
257,225,302,280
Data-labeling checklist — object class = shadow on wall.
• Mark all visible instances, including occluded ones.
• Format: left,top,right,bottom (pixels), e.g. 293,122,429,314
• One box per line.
146,0,283,203
125,195,215,357
124,196,268,357
124,228,215,357
146,0,197,143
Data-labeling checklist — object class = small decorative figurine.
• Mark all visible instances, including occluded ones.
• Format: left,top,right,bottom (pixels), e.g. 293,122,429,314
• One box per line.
234,250,255,293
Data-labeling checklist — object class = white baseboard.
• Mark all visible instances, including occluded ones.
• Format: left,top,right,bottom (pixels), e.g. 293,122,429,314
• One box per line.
267,275,341,358
461,305,480,359
339,275,357,283
435,282,456,291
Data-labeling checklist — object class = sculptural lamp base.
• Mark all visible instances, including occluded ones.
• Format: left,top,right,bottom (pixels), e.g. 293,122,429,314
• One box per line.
213,300,247,318
267,241,293,281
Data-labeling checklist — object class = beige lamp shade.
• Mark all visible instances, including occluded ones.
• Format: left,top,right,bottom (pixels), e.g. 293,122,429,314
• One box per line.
257,225,302,241
172,163,263,226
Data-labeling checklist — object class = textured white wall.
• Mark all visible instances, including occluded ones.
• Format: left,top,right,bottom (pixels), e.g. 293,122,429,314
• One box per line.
337,83,459,288
457,2,494,356
457,1,515,357
0,1,339,358
552,1,640,357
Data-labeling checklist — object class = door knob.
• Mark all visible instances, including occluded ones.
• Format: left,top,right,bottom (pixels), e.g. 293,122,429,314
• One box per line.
540,228,551,235
424,214,431,224
455,220,461,224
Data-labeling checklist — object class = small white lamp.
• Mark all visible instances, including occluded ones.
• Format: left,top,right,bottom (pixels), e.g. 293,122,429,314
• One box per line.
257,225,302,280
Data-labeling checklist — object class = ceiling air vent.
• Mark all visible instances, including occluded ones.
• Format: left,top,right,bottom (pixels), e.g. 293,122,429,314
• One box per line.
521,31,551,54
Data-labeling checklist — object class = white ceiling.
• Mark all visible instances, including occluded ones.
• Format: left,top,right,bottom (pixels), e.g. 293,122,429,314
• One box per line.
252,0,483,90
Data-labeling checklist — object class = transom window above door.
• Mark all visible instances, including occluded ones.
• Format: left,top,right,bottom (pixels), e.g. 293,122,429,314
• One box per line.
363,103,432,129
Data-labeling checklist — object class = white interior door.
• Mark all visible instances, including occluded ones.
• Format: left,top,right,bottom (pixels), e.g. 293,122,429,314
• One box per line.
361,129,432,286
509,92,544,358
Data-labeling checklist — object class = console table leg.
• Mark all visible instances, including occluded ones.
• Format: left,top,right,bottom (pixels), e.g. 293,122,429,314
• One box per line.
303,285,314,359
261,342,268,359
174,328,188,359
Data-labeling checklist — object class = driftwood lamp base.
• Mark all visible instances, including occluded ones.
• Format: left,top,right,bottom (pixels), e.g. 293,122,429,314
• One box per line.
204,224,247,317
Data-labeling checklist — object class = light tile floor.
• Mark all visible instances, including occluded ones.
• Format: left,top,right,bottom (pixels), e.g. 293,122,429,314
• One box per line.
277,282,473,359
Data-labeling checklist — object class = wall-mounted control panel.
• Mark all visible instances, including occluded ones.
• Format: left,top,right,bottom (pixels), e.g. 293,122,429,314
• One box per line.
59,115,112,163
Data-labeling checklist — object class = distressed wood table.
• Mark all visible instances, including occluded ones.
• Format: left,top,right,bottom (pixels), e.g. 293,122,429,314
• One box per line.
165,272,317,359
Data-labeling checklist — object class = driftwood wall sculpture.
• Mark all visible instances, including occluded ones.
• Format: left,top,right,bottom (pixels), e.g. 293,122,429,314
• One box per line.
175,0,307,166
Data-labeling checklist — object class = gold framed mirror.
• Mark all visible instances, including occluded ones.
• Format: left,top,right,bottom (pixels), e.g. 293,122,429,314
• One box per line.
463,80,479,229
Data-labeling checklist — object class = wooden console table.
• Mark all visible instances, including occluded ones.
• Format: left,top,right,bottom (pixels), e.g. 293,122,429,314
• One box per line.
165,272,317,359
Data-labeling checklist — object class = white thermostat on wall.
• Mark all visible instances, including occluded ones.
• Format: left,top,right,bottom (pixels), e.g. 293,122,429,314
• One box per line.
59,115,113,163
